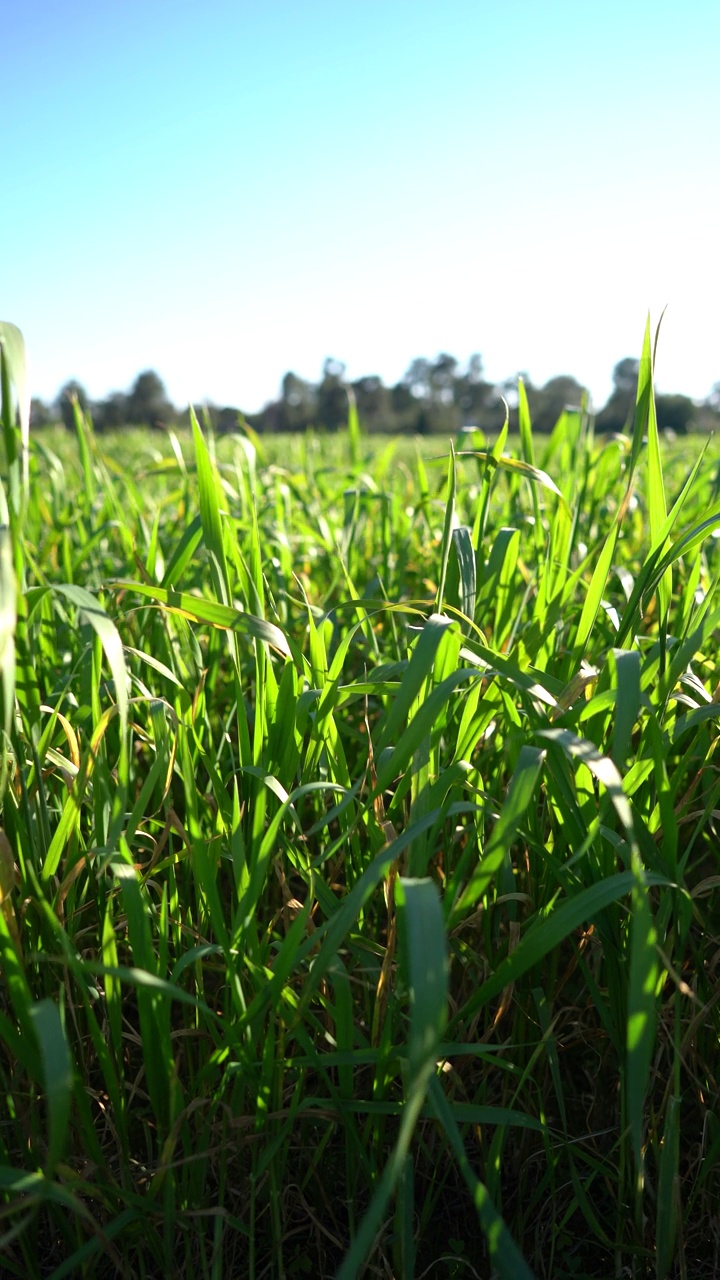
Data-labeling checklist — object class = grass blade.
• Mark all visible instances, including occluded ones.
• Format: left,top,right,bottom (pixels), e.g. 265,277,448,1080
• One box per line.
118,580,291,656
428,1073,535,1279
27,1000,73,1177
337,877,448,1279
453,745,545,918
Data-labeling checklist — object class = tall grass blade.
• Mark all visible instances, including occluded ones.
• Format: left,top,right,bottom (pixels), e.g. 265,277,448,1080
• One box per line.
375,612,455,756
347,385,361,468
451,525,476,630
51,583,128,742
118,580,291,656
452,871,653,1026
428,1074,535,1279
0,321,30,517
27,999,73,1176
436,446,457,612
337,877,447,1279
0,519,17,770
453,745,545,917
190,404,231,605
627,853,659,1186
655,1094,681,1279
573,524,619,658
643,331,671,625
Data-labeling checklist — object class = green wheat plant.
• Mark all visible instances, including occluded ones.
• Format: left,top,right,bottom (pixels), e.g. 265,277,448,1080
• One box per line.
0,316,719,1279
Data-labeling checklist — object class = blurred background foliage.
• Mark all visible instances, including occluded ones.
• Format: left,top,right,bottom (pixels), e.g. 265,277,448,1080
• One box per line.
30,352,720,437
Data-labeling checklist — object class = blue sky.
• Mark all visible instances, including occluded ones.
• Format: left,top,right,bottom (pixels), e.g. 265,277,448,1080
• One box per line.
4,0,719,414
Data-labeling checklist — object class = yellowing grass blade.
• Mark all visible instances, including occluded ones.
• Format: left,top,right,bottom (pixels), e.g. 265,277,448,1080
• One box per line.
457,450,568,505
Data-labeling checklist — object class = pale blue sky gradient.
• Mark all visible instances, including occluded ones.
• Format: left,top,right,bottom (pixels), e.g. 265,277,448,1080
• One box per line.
4,0,719,413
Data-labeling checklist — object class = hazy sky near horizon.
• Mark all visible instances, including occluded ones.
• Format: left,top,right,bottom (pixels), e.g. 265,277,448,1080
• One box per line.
4,0,719,414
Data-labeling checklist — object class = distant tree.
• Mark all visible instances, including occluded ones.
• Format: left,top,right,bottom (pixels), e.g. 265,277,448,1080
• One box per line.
29,397,52,428
56,380,90,430
529,374,586,433
415,408,434,435
322,357,346,381
390,380,414,417
126,370,174,428
248,401,273,433
597,358,698,435
397,354,463,432
655,393,696,435
596,357,640,433
216,406,241,434
429,353,458,404
94,392,128,431
453,354,493,422
192,402,218,432
276,371,317,432
351,375,391,431
612,357,640,396
316,357,349,431
498,373,532,411
596,401,631,434
402,357,433,400
707,382,720,412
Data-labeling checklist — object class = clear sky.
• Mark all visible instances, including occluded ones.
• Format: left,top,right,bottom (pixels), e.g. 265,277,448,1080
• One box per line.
3,0,719,414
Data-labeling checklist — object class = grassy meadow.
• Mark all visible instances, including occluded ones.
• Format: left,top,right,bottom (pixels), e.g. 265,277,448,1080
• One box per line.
1,319,719,1279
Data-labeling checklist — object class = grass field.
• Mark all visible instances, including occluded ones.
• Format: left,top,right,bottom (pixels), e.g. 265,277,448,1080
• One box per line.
1,319,719,1279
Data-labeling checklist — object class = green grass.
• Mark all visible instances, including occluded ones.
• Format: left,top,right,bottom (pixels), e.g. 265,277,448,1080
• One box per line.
1,317,719,1279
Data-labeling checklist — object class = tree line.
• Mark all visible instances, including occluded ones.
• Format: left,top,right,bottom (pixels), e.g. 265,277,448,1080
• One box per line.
30,354,720,436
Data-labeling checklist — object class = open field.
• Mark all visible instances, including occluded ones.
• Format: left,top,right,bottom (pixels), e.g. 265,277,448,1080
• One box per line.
1,323,720,1278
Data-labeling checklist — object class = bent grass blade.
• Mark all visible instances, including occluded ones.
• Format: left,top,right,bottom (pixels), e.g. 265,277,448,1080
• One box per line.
117,580,291,656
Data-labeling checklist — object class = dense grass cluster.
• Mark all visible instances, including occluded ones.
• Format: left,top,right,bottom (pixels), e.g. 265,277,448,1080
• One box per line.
1,320,719,1278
